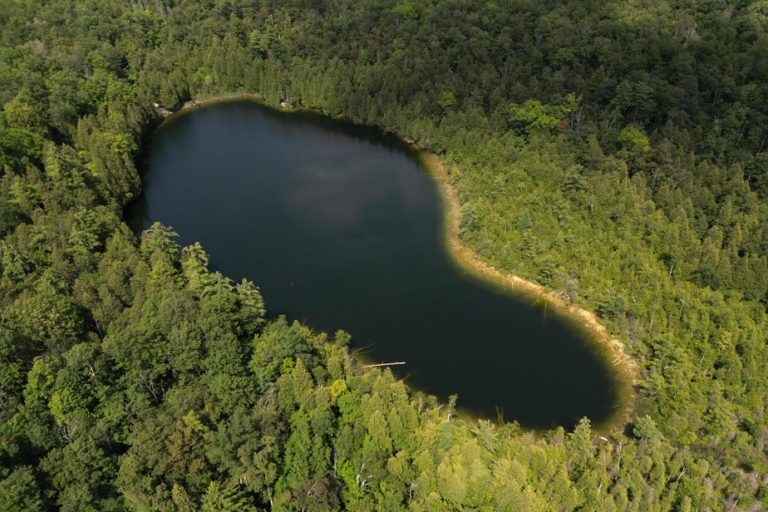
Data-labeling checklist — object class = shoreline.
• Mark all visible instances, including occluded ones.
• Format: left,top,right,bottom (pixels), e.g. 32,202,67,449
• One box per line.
415,152,639,434
174,93,270,115
160,93,639,434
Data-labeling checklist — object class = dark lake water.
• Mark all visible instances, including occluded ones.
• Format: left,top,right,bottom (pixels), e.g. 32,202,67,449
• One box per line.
128,100,620,429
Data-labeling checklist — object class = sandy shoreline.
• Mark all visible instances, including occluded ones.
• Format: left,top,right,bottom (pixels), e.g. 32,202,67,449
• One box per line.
160,93,639,433
417,152,639,432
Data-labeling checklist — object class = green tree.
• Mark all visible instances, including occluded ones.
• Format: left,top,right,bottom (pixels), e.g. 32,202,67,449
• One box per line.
201,481,257,512
0,467,43,512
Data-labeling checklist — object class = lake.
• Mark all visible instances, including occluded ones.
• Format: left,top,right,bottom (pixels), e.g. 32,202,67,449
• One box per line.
128,99,620,429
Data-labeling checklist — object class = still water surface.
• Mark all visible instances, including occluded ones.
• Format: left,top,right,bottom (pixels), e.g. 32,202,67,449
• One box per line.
129,100,619,429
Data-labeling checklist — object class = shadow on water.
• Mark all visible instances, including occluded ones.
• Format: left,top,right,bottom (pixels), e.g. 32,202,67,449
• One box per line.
127,99,624,431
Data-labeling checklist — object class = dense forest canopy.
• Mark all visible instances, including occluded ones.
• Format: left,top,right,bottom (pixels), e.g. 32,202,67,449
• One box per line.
0,0,767,510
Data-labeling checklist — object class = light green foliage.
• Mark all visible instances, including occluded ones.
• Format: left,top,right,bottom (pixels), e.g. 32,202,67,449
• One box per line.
5,280,86,354
392,3,420,20
437,91,456,111
201,481,257,512
504,99,564,133
618,125,651,153
181,242,215,296
171,483,196,512
3,89,47,135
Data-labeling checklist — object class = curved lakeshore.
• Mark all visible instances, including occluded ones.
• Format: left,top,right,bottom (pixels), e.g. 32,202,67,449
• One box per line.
417,152,639,431
137,95,638,432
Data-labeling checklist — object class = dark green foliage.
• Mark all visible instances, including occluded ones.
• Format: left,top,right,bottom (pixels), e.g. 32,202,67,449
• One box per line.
0,466,43,512
0,0,767,510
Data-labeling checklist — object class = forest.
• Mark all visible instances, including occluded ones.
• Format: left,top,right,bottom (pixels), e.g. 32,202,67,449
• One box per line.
0,0,767,510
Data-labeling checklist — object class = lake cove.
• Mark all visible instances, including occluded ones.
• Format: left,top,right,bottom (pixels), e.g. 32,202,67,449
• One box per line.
128,99,623,430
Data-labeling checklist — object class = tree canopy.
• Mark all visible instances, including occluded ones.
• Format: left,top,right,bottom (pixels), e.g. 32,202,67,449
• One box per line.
0,0,767,510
